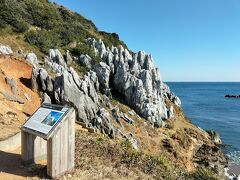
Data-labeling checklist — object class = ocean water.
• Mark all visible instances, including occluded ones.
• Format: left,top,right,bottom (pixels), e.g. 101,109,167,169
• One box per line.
167,82,240,166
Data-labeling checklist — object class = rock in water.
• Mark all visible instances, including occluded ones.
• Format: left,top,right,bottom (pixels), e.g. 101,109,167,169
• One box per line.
207,130,222,144
225,94,240,98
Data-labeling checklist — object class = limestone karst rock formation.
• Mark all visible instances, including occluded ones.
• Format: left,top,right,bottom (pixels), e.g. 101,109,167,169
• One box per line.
31,50,100,123
88,38,180,127
49,49,67,67
30,39,181,132
0,44,13,55
25,53,38,67
79,54,92,68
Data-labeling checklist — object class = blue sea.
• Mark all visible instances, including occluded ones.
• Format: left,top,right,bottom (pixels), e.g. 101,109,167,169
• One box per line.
167,82,240,167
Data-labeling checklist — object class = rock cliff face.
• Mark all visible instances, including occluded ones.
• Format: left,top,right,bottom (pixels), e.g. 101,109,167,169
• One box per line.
0,0,229,176
0,38,228,179
25,53,38,68
31,39,180,130
32,55,100,123
88,38,179,126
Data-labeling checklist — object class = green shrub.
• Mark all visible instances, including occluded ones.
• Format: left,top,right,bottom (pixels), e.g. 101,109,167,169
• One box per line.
99,31,127,48
70,42,101,65
189,167,220,180
12,19,29,33
25,30,61,53
0,0,127,55
95,137,104,145
0,19,7,29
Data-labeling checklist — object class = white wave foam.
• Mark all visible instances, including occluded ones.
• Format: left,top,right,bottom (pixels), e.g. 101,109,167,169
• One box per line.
225,151,240,180
227,151,240,165
224,167,240,180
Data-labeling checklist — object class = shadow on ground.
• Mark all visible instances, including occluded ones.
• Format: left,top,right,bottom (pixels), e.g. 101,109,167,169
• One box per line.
19,77,32,89
0,150,47,179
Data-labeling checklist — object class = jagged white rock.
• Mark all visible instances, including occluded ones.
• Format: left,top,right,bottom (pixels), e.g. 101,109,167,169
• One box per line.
43,92,51,103
0,45,13,55
44,56,65,74
65,50,73,65
88,38,180,125
93,62,111,91
30,39,180,131
25,53,38,67
54,69,99,122
49,49,67,67
79,54,92,68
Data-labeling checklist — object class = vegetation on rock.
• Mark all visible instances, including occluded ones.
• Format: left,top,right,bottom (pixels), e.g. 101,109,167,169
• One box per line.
0,0,228,179
0,0,127,55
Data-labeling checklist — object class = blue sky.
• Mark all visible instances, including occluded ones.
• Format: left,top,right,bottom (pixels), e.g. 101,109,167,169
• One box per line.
52,0,240,82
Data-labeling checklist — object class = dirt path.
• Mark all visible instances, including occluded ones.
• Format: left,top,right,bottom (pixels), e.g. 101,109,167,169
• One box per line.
0,124,86,180
0,147,38,180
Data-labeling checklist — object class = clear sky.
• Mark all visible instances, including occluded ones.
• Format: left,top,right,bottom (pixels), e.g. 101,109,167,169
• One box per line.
51,0,240,82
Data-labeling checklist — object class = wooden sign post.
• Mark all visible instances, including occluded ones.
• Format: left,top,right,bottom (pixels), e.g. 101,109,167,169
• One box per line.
21,104,75,178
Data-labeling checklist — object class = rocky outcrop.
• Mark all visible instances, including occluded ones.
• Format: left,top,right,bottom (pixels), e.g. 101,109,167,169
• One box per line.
120,113,134,124
87,38,106,58
32,66,100,122
127,133,138,150
93,62,110,91
49,49,67,67
31,49,100,123
0,45,13,55
25,53,38,67
79,54,92,68
29,38,181,139
31,67,51,92
111,106,121,124
65,50,73,65
54,69,100,122
193,144,228,173
225,94,240,98
92,108,115,138
88,38,180,126
44,49,67,74
207,130,222,144
28,39,180,129
44,56,66,74
162,83,181,106
5,77,17,95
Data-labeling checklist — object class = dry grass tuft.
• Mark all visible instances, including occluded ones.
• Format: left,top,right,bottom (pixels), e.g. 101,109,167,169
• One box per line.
72,130,185,179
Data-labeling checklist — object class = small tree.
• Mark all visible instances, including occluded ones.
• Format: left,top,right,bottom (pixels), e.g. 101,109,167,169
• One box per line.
12,19,29,33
